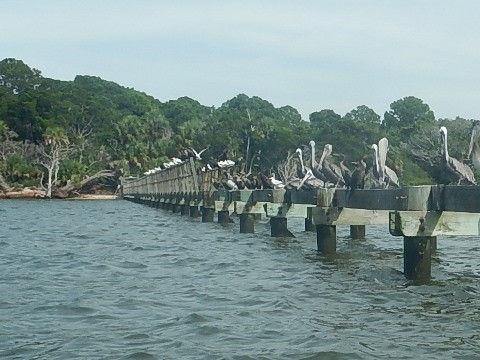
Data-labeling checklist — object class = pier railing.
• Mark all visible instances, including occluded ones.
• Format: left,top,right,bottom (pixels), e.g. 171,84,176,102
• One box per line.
122,161,480,281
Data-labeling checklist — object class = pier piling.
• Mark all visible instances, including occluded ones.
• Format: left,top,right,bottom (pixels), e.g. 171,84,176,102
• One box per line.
189,206,200,218
202,208,215,222
316,225,336,254
270,216,295,237
217,210,230,225
305,208,316,232
403,236,432,280
180,204,189,215
350,225,366,240
239,213,255,233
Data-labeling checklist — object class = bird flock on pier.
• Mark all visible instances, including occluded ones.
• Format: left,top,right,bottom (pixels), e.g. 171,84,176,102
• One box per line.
142,123,480,190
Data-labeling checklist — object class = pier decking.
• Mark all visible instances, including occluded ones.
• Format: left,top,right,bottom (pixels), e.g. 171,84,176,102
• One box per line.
122,159,480,281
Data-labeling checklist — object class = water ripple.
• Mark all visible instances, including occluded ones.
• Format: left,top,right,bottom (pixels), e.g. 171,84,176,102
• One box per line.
1,199,480,358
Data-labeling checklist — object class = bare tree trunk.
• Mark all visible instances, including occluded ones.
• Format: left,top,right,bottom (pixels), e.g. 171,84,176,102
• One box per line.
0,174,12,192
53,169,117,198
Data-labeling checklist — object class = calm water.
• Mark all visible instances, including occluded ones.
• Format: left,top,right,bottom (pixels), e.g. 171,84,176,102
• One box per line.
1,199,480,359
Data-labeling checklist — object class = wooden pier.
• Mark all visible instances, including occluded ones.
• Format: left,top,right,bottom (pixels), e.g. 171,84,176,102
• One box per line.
122,159,480,281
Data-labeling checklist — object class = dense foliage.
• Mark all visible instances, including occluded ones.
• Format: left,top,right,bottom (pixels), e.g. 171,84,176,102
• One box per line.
0,58,477,192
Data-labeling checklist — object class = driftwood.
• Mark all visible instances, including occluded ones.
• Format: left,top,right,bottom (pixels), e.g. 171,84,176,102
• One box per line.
0,174,12,192
52,169,117,198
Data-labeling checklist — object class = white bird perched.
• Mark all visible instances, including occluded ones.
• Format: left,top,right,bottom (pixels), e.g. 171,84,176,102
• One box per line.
371,138,400,188
220,171,238,190
440,126,476,185
218,160,235,168
269,173,285,189
468,121,480,172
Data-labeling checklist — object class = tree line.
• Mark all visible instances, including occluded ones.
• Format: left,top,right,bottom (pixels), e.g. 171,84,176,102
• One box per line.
0,58,476,197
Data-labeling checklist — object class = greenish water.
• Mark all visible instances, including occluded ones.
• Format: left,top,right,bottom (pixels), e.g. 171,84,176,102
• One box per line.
1,199,480,359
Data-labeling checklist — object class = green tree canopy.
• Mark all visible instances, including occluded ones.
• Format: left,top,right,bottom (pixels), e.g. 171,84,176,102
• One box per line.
344,105,380,123
383,96,435,138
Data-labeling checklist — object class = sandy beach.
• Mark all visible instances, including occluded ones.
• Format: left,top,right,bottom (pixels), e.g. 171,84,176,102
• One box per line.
68,194,120,200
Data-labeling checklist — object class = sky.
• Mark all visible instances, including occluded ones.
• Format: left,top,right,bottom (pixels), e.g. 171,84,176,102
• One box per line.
2,0,480,121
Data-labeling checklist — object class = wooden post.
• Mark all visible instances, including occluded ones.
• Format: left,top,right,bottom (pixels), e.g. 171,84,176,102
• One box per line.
190,206,200,218
202,208,215,222
218,210,230,225
404,236,431,280
239,213,255,233
305,208,316,232
350,225,366,239
270,216,295,237
172,204,181,213
189,157,200,192
180,204,189,215
430,236,437,254
316,225,336,254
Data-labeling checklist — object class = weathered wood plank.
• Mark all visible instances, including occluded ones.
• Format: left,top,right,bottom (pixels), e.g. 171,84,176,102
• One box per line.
335,186,432,211
443,185,480,213
235,201,270,214
262,203,309,218
311,207,390,225
189,157,199,192
289,188,336,206
215,200,235,211
252,189,286,203
390,210,480,236
231,190,254,202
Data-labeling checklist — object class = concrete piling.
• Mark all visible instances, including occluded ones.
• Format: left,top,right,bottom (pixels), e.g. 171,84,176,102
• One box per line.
350,225,366,240
217,210,230,225
403,236,432,280
189,206,200,218
180,204,190,215
270,216,295,237
202,208,215,222
305,208,316,232
316,225,336,254
239,213,255,233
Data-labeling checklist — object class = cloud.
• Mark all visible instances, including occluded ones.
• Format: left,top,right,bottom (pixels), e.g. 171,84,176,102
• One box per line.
2,0,480,120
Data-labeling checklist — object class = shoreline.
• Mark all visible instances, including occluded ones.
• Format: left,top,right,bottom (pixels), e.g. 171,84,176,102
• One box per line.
68,194,120,200
0,189,120,200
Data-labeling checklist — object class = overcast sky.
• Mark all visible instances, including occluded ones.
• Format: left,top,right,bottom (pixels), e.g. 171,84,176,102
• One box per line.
2,0,480,121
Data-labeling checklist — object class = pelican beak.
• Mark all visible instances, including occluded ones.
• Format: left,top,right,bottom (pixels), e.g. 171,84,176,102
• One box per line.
318,147,328,168
296,170,311,190
468,126,480,158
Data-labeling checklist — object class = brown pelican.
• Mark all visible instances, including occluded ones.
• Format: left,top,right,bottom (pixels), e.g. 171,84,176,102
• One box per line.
318,144,345,187
439,126,476,185
295,148,308,177
257,171,274,189
339,155,353,188
296,169,326,190
468,121,480,171
371,138,400,188
221,171,238,190
232,172,246,190
269,173,285,189
297,145,328,184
